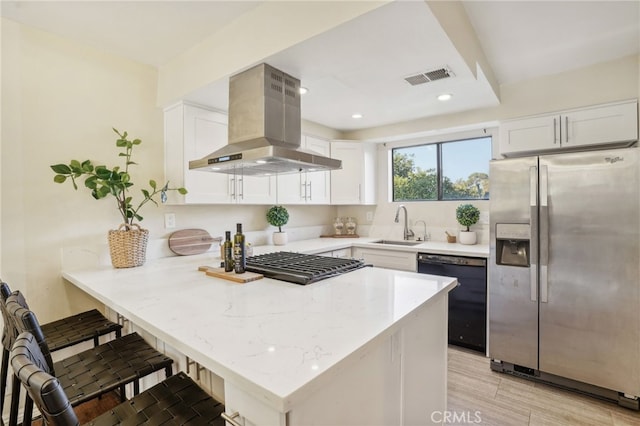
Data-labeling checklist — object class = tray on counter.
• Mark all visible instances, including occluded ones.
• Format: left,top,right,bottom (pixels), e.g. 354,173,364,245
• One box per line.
320,234,360,238
198,266,263,283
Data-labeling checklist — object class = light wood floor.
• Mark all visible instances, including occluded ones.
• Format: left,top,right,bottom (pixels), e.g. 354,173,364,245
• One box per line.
448,346,640,426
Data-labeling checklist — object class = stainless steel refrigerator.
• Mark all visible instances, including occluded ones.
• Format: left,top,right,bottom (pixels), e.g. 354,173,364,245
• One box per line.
489,147,640,409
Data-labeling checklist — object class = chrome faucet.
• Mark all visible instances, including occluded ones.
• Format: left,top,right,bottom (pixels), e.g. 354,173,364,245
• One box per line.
394,205,414,240
415,220,428,241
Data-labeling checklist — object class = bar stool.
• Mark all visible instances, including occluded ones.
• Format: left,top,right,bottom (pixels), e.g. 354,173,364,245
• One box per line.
11,332,225,425
0,282,122,421
6,293,174,426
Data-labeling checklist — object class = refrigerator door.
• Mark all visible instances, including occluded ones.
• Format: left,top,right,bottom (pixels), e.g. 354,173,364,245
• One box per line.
489,156,539,370
539,148,639,395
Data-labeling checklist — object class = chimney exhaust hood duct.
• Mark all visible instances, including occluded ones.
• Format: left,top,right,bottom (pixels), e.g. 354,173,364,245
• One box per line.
189,63,341,176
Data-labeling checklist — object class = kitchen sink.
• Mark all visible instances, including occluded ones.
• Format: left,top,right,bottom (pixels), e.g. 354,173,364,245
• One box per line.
371,240,422,247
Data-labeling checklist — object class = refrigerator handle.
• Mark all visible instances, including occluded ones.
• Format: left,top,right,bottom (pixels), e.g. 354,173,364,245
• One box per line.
529,166,538,302
540,165,549,303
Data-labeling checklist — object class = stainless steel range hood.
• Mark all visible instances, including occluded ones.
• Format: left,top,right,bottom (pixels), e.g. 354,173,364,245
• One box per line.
189,63,341,176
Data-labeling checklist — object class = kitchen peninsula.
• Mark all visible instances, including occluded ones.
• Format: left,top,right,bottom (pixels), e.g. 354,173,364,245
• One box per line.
62,251,457,426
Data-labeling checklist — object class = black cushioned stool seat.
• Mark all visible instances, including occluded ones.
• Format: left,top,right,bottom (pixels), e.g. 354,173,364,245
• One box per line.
87,372,225,426
12,332,225,426
41,308,123,352
6,294,174,426
1,282,122,351
0,282,122,423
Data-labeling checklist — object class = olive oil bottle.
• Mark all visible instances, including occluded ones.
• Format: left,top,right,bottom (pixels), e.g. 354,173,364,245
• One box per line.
233,223,246,274
223,231,234,272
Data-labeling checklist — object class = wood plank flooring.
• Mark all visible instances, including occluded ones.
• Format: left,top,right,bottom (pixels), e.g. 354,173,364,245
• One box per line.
448,346,640,426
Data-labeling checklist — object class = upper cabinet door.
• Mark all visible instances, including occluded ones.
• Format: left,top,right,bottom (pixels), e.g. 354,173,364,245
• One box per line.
164,103,232,204
562,101,638,148
499,115,559,156
164,103,276,205
330,141,377,205
275,135,331,205
499,100,638,157
183,105,234,203
304,136,331,205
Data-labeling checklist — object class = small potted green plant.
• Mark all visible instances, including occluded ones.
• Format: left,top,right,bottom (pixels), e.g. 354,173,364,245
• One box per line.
456,203,480,245
51,128,187,267
266,205,289,246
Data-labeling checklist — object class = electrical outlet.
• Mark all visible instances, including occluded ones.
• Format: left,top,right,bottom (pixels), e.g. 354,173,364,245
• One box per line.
366,211,374,222
164,213,176,229
479,211,489,225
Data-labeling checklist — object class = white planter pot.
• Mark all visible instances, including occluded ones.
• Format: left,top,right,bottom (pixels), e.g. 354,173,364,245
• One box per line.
458,230,477,245
272,232,288,246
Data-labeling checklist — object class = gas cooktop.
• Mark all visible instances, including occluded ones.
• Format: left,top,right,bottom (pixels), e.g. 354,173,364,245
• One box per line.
245,252,366,285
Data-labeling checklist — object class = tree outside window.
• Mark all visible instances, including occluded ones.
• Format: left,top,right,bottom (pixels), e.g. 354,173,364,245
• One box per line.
392,136,490,201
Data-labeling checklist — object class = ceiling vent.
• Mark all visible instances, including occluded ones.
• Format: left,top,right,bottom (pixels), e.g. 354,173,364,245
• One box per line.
404,67,454,86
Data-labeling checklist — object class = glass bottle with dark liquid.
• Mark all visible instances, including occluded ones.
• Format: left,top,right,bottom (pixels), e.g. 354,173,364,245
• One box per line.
233,223,246,274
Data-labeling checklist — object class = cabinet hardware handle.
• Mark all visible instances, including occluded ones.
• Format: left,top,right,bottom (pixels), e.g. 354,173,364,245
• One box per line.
116,313,129,327
185,357,205,380
230,177,236,200
553,118,557,144
301,180,306,200
539,165,549,303
221,411,243,426
238,177,244,200
565,116,569,144
529,166,538,302
308,181,312,201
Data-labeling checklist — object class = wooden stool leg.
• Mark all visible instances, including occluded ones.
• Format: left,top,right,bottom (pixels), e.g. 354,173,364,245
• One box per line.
22,394,33,426
8,374,20,426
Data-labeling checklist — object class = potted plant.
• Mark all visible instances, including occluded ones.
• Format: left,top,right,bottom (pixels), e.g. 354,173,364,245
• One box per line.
456,203,480,245
50,128,187,268
266,205,289,246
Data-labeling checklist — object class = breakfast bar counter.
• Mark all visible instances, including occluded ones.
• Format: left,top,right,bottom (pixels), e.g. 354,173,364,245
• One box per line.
62,252,457,425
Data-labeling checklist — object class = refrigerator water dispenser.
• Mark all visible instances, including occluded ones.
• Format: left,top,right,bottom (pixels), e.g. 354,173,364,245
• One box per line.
496,223,530,267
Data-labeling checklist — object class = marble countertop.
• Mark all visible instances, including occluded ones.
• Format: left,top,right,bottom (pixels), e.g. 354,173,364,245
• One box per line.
251,237,490,258
62,252,456,412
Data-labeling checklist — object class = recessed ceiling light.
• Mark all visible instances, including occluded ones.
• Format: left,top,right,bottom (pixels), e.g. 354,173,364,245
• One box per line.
210,167,220,170
299,87,308,95
437,93,452,101
256,160,267,164
352,113,363,119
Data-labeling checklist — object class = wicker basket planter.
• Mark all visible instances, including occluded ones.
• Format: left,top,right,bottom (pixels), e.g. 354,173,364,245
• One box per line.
108,223,149,268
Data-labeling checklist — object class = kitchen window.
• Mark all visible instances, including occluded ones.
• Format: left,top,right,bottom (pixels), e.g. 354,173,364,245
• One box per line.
392,136,491,201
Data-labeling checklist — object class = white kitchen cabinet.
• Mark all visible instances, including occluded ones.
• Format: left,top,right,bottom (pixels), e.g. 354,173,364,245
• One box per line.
330,141,377,205
223,301,446,426
352,247,416,272
499,100,638,156
276,135,330,204
316,247,352,258
164,102,276,204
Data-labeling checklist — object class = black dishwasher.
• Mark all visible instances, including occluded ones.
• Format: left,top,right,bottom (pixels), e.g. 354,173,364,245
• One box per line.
417,253,487,353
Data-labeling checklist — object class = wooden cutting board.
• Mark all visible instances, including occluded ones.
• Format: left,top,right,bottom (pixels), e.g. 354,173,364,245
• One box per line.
198,266,263,283
169,229,221,255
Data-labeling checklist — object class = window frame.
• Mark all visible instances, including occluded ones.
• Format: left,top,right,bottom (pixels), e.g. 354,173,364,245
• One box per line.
389,131,494,202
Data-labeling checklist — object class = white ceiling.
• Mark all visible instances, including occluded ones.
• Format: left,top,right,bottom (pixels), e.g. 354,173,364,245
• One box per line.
2,1,638,132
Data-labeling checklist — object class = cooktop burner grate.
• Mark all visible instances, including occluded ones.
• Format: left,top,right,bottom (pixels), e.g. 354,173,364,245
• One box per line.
245,251,366,285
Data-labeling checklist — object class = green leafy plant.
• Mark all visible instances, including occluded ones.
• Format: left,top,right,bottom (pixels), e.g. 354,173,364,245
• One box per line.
456,204,480,231
50,128,187,226
266,205,289,233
